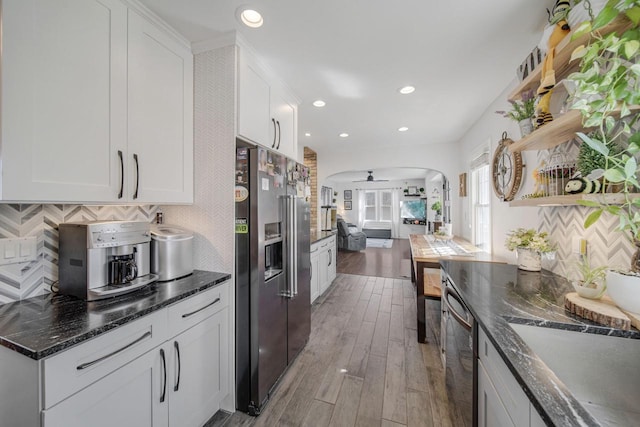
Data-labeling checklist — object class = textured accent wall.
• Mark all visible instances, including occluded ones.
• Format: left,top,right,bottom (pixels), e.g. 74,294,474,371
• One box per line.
536,140,635,276
161,45,236,276
304,147,318,233
0,204,159,303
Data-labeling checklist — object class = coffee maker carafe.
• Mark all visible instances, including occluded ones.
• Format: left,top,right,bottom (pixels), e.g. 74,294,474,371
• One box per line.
59,221,158,300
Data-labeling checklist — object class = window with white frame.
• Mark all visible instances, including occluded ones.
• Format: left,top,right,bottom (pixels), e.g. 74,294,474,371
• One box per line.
364,190,393,222
471,155,491,252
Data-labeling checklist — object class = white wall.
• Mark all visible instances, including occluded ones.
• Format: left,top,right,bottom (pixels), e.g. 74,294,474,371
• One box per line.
456,81,538,263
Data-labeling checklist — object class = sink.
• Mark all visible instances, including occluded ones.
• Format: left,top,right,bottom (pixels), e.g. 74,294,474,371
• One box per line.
509,323,640,426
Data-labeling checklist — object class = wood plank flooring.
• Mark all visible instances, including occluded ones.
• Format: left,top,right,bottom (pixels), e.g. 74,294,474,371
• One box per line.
223,273,454,427
337,239,411,279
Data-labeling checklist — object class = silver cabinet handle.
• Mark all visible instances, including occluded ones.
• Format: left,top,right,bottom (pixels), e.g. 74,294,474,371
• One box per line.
181,297,220,318
76,331,152,370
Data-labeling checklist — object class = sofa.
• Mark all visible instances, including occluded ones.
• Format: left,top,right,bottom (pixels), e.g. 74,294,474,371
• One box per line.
336,219,366,251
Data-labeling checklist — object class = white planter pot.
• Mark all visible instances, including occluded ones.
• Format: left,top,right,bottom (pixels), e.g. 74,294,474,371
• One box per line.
571,280,606,299
517,248,542,272
518,119,534,138
606,270,640,314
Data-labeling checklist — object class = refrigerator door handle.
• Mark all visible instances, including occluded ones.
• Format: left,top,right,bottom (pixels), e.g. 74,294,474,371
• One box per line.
292,197,298,296
283,195,295,298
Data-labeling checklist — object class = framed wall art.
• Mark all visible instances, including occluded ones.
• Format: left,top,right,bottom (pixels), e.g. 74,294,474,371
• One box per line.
344,190,352,200
344,200,352,210
459,173,467,197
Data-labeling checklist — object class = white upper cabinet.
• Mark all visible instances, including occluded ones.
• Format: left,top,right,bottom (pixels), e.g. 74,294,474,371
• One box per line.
1,0,128,202
127,9,193,204
270,85,297,159
237,57,271,148
237,46,298,160
0,0,193,204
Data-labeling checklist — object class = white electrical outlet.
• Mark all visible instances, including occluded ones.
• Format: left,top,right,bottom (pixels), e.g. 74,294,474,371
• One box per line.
572,237,587,255
0,237,38,265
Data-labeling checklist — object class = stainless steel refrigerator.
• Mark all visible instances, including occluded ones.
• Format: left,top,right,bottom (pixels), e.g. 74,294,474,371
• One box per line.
235,146,311,415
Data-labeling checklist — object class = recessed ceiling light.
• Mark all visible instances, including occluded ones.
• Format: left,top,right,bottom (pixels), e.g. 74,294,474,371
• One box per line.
238,8,263,28
339,133,349,138
305,132,311,137
398,126,409,132
398,86,415,94
312,100,326,107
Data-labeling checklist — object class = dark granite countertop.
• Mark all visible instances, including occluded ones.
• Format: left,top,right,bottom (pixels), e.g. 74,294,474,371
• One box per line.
311,230,336,244
0,270,231,360
440,260,640,427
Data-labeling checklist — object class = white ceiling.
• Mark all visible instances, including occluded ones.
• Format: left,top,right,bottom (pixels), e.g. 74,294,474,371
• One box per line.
140,0,553,175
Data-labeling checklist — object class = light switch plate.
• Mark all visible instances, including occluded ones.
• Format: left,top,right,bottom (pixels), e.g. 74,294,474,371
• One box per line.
0,237,38,265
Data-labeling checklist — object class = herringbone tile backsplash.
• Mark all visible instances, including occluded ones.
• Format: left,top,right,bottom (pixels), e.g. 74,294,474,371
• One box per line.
0,204,159,303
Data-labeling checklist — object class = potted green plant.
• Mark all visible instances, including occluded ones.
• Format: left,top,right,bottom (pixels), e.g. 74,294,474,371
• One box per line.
431,200,442,221
505,228,555,272
567,1,640,312
495,90,536,137
570,254,608,299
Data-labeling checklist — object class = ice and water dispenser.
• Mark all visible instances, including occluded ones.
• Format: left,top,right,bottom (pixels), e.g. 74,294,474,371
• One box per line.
264,222,283,281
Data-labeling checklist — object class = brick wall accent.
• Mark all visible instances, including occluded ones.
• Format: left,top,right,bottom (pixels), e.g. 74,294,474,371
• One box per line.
303,147,318,233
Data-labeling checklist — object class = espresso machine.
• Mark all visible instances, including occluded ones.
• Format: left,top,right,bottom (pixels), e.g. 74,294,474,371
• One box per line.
58,221,158,301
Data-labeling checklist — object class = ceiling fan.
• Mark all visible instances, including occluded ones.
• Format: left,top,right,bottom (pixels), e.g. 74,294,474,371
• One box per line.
353,170,388,182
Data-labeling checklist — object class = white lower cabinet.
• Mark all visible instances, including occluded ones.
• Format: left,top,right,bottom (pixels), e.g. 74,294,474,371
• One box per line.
1,282,230,427
42,347,166,427
310,246,320,303
310,235,337,303
168,306,229,427
477,328,546,427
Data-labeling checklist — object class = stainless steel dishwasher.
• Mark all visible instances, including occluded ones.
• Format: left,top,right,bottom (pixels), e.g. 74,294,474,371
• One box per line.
440,273,477,427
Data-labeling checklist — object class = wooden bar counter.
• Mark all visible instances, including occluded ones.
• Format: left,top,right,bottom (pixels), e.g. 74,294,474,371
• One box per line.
409,234,504,342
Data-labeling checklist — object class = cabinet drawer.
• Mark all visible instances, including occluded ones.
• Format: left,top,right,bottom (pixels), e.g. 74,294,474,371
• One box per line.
478,328,529,427
42,309,167,409
167,281,230,338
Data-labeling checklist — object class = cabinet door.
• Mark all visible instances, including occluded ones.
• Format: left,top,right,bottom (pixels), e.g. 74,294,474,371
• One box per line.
1,0,127,202
327,240,337,283
270,87,297,159
478,360,515,427
169,307,229,427
319,248,330,295
43,347,168,427
310,250,320,303
237,55,271,147
127,10,194,204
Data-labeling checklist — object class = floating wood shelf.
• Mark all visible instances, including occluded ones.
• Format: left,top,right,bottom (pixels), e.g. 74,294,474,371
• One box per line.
509,193,640,207
509,110,584,153
508,16,632,102
508,107,639,153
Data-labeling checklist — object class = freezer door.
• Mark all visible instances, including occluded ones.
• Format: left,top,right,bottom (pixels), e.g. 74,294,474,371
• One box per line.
287,196,311,362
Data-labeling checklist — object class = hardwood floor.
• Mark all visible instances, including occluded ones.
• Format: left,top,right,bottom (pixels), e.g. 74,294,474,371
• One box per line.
336,239,411,279
223,272,454,427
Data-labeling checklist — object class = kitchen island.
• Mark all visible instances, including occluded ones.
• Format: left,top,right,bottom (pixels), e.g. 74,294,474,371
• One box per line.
441,260,640,426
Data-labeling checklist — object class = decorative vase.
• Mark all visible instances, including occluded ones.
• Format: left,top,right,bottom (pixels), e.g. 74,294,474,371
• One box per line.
606,270,640,314
571,280,606,299
516,247,541,272
518,119,534,138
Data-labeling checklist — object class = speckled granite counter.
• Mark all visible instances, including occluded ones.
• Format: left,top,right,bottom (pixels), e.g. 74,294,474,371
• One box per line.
0,270,230,360
441,260,640,427
311,230,335,244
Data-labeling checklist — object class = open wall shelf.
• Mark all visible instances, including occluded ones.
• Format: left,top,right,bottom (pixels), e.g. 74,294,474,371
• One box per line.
509,193,640,207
